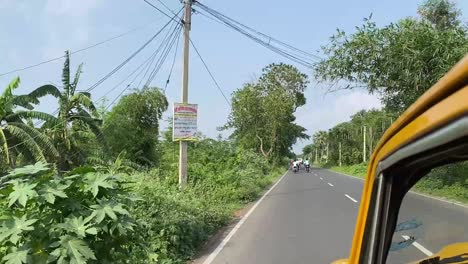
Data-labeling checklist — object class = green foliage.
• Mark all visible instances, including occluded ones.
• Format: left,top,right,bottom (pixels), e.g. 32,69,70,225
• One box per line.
315,0,468,113
0,78,59,171
418,0,461,29
103,86,168,166
328,163,368,179
130,139,283,263
0,163,140,263
226,63,309,162
308,109,397,166
414,161,468,203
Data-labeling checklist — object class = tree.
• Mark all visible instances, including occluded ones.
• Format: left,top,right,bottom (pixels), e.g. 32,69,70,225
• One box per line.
103,86,168,166
308,109,398,166
418,0,461,29
0,77,58,171
314,0,468,113
226,63,309,162
34,51,102,170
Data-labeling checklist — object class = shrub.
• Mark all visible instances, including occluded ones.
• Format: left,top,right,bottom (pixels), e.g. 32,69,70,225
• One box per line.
0,162,141,264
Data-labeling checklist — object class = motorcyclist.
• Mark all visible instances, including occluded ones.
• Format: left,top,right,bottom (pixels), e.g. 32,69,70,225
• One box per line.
304,158,310,172
292,159,299,172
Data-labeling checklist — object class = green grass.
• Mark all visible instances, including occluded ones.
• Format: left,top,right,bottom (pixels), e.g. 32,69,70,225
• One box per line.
328,163,367,179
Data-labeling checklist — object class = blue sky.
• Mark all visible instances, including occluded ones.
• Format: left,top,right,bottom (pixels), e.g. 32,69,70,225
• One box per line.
1,0,467,153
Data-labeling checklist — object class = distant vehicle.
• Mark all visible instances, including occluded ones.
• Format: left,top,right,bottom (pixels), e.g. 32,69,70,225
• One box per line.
333,56,468,263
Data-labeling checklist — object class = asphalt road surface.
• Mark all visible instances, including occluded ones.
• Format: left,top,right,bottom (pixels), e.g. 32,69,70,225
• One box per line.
204,167,468,264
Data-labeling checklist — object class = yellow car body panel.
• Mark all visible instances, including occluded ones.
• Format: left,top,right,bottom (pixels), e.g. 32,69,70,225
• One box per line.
343,55,468,264
410,243,468,264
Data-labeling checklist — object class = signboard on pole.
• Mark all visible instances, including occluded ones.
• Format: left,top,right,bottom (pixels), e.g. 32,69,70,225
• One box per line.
173,103,198,141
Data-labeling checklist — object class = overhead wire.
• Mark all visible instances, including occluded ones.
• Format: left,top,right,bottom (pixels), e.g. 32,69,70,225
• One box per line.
189,38,231,106
143,0,182,25
193,1,319,68
137,20,182,89
144,24,183,88
0,18,163,77
195,1,321,61
84,10,182,93
164,25,182,93
108,23,183,109
6,11,183,152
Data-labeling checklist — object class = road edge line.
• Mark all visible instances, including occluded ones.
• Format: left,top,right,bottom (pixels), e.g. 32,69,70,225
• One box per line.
326,169,468,209
202,170,289,264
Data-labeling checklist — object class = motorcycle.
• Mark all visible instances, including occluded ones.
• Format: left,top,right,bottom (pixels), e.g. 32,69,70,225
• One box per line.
305,164,310,172
293,165,299,173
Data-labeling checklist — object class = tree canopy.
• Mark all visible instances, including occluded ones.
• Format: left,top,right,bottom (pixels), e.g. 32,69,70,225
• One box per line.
226,63,309,162
103,86,168,166
314,0,468,113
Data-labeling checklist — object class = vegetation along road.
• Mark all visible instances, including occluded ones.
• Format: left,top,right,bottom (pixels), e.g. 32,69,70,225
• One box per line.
1,0,467,263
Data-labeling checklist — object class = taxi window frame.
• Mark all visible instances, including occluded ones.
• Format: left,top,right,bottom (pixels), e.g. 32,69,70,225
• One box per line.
359,116,468,263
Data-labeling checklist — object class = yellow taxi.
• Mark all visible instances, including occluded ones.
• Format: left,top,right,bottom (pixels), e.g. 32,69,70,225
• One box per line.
334,55,468,263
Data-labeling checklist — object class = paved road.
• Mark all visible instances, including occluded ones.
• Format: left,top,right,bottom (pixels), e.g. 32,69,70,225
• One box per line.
206,167,468,264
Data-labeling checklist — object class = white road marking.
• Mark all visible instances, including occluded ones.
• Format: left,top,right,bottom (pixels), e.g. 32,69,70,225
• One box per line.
202,170,289,264
320,177,323,180
345,194,358,203
327,182,334,187
402,235,433,256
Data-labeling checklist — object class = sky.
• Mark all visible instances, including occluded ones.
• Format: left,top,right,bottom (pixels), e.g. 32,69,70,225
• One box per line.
1,0,467,153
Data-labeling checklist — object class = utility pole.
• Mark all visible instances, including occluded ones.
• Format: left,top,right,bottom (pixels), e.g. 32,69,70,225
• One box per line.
326,142,329,163
363,125,367,163
179,0,192,188
315,148,318,164
339,142,342,167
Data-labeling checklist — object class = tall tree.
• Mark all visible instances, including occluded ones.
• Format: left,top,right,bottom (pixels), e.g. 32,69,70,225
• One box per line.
226,63,309,162
32,51,102,170
0,77,58,171
314,0,467,113
103,86,168,166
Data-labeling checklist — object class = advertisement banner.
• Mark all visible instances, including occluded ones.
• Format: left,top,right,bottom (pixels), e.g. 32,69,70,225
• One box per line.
173,103,198,141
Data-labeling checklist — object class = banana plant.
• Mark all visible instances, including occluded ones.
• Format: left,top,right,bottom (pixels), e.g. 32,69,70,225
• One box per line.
33,51,103,171
0,77,58,171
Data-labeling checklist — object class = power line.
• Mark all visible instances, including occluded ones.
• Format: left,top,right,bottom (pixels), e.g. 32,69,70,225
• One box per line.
196,2,321,61
106,23,183,110
139,21,182,88
143,0,182,24
193,2,320,68
6,13,183,152
189,38,231,106
84,8,183,93
164,25,182,92
0,19,163,77
145,24,183,87
154,0,180,17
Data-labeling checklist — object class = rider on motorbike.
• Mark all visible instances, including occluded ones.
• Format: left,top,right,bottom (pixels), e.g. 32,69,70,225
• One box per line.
304,158,310,172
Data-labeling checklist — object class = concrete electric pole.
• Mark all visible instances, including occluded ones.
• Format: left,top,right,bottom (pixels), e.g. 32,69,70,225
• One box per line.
179,0,192,188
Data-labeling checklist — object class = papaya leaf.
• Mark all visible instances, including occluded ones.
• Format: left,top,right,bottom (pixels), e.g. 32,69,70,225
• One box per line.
57,217,96,238
2,247,29,264
0,215,37,244
53,235,96,264
8,181,37,207
84,173,114,197
38,182,68,204
7,162,49,177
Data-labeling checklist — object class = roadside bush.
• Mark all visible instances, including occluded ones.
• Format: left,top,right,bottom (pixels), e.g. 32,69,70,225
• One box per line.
0,162,142,264
130,145,283,263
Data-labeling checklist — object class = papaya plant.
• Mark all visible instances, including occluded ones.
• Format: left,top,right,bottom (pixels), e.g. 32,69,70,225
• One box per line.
0,162,143,264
